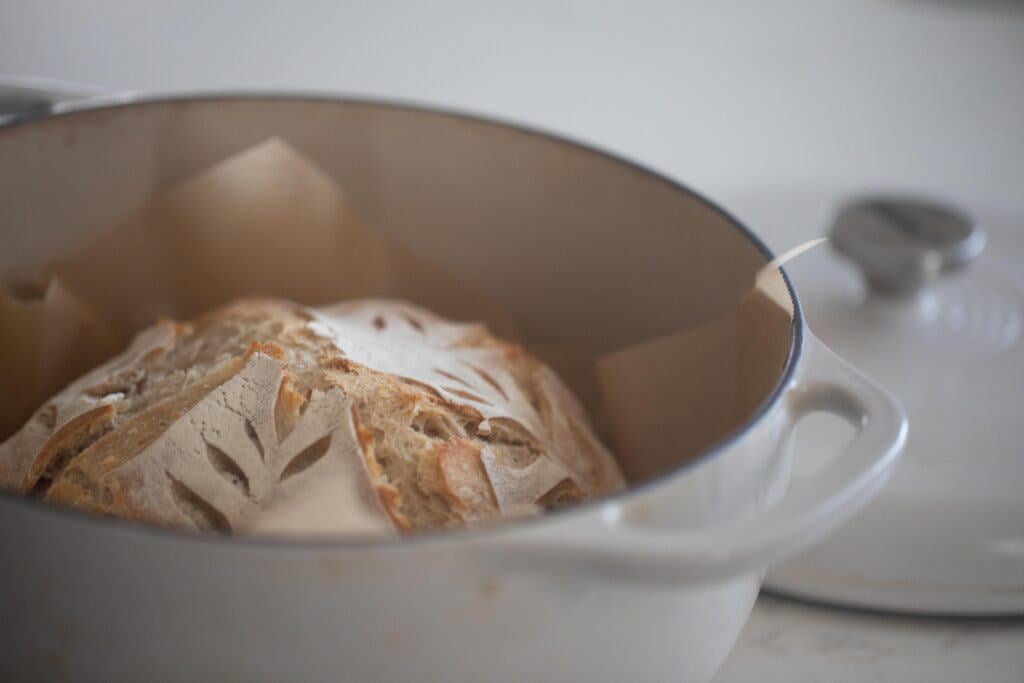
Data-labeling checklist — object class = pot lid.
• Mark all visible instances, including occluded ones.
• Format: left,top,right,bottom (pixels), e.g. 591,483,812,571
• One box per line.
729,188,1024,616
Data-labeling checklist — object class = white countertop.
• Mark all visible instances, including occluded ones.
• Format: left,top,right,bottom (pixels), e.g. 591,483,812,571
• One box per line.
718,594,1024,682
3,1,1023,679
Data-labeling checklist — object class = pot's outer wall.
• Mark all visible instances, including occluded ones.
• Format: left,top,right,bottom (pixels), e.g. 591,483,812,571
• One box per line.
0,396,789,682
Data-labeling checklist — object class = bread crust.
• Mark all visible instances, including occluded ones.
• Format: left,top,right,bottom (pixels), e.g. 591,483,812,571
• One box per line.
0,298,624,535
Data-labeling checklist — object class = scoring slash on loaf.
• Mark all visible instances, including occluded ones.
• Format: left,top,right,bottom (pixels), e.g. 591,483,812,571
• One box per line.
0,299,625,535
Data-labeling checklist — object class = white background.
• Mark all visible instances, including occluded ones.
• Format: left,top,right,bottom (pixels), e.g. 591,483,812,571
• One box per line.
3,1,1023,203
3,1,1023,680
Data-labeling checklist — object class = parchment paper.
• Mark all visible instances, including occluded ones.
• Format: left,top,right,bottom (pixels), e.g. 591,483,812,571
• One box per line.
0,139,794,484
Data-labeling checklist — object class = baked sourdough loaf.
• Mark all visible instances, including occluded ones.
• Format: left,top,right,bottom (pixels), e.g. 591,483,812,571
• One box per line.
0,298,624,535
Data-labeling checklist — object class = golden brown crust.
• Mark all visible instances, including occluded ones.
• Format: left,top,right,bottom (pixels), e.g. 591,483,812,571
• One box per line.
22,403,116,495
433,439,498,520
375,482,412,534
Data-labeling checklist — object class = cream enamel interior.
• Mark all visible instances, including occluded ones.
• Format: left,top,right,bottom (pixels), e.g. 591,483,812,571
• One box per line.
0,95,795,485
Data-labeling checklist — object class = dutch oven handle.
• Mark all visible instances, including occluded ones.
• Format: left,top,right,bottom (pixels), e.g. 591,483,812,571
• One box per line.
0,76,125,123
482,333,907,584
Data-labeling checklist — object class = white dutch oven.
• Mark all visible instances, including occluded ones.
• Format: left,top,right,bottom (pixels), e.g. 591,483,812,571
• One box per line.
0,84,906,682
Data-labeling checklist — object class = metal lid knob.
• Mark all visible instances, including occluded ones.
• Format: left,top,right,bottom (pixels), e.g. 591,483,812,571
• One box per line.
829,197,986,296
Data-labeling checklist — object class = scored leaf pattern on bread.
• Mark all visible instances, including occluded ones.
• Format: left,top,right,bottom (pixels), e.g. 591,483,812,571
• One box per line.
313,300,608,488
315,303,539,416
97,353,394,535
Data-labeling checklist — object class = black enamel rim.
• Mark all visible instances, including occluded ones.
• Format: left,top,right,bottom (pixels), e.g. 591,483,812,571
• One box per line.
0,91,805,551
